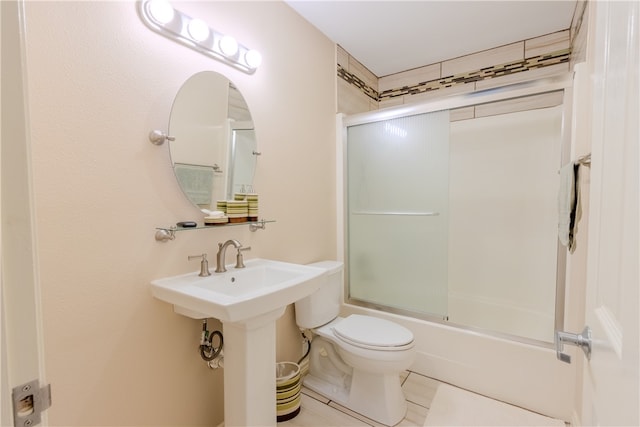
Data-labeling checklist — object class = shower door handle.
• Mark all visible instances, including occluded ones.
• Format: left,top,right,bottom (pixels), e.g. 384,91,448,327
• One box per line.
555,326,592,364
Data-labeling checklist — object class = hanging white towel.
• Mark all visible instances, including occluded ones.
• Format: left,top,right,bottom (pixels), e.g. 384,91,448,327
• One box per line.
558,162,581,252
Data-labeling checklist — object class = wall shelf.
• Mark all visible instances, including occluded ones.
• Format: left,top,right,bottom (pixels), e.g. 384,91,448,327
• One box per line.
155,219,274,242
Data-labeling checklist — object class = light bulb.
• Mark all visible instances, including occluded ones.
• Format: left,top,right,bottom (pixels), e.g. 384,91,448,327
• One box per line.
244,49,262,69
187,19,210,42
147,0,174,24
219,35,239,57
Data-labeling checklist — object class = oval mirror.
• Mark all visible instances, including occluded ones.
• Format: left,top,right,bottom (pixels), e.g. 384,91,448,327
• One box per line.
168,71,257,209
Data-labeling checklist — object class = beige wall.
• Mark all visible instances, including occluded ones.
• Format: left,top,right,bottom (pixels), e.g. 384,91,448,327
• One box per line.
22,1,335,425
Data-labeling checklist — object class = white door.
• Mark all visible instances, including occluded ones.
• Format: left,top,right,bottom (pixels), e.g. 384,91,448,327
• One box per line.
1,1,48,426
582,1,639,425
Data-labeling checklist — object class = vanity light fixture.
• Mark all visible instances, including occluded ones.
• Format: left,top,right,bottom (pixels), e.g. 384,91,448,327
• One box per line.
138,0,262,73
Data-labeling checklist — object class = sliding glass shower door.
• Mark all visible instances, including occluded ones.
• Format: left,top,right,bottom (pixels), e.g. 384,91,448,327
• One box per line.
346,110,450,318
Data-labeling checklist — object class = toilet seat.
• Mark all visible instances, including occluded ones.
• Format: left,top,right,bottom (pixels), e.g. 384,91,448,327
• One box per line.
331,314,414,351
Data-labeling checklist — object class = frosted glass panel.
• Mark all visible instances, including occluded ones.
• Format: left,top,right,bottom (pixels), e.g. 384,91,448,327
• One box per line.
447,106,562,342
347,111,450,317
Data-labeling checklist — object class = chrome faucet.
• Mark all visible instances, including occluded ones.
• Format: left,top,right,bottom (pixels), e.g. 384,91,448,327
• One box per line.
215,239,250,273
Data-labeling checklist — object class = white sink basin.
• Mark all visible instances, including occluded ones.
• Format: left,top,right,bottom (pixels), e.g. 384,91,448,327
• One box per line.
150,258,326,323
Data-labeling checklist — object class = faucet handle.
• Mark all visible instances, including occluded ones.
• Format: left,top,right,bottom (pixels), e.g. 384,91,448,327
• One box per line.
235,246,251,269
188,253,211,277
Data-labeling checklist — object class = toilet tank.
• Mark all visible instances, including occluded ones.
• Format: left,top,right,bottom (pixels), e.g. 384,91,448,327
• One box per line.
294,261,343,329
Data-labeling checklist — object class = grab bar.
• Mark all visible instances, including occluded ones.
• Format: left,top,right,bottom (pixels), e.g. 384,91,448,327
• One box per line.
351,211,440,216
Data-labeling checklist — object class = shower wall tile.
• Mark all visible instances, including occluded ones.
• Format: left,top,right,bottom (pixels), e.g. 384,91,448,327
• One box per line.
378,96,404,110
525,30,570,58
475,62,569,91
441,42,524,77
337,45,349,69
475,91,564,118
338,78,377,115
349,55,378,93
450,106,475,122
570,1,589,68
338,45,379,113
570,0,588,41
405,82,475,104
378,63,440,93
375,47,569,107
336,30,573,115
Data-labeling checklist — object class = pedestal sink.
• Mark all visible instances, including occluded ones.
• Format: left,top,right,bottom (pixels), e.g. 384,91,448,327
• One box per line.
150,258,326,426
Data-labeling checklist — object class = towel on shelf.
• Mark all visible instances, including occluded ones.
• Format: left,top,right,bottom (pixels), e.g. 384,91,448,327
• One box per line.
558,162,581,252
200,209,225,218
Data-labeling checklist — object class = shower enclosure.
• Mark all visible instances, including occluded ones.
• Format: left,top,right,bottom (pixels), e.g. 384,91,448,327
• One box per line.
344,77,569,344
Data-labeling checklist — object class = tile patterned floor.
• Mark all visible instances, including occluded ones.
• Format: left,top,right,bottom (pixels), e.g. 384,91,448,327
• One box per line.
278,371,440,427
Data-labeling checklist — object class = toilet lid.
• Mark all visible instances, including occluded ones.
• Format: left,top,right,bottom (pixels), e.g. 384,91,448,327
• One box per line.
332,314,414,350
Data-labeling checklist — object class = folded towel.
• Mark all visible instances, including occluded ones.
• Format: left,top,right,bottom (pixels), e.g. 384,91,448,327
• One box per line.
558,162,581,252
200,209,225,218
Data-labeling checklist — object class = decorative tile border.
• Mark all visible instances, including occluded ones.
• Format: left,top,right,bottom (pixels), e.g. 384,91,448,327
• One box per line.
337,65,379,101
338,48,570,103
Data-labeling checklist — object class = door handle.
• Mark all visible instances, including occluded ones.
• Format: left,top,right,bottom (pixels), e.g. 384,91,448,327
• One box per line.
555,326,592,363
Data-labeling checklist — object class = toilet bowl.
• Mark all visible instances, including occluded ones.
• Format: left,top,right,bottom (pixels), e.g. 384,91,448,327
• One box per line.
294,261,415,426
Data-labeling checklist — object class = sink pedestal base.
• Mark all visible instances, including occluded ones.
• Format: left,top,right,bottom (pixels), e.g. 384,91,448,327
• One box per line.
222,307,285,427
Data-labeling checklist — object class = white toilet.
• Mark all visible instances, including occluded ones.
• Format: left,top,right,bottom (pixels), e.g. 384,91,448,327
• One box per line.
294,261,415,426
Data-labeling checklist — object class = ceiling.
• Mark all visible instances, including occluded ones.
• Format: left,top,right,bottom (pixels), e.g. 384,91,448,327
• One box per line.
285,1,577,77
